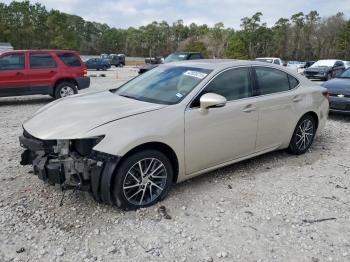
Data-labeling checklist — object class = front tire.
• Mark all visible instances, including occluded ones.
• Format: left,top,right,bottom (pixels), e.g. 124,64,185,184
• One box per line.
288,115,316,155
112,150,173,210
54,82,78,99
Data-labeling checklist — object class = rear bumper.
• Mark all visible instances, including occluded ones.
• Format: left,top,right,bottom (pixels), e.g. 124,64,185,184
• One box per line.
75,76,90,90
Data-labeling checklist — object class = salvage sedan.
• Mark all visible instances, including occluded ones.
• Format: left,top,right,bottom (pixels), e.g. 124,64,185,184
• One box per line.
19,60,329,209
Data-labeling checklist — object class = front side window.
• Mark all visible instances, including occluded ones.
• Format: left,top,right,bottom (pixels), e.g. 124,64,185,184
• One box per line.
273,59,280,65
201,67,252,101
0,53,25,70
30,53,57,68
115,66,212,105
57,53,81,67
255,67,290,95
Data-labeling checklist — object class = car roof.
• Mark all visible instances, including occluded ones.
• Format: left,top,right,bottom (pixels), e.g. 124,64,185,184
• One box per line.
161,59,287,70
1,49,79,53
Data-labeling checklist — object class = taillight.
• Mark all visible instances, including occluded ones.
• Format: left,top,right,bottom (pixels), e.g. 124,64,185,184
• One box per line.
83,68,87,76
322,90,330,98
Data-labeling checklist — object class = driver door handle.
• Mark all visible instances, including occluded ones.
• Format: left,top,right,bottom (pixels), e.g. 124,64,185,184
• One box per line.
242,104,257,113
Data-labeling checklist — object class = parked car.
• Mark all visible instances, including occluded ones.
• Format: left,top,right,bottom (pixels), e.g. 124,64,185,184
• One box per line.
255,57,284,66
287,61,306,73
343,61,350,69
0,50,90,99
19,60,329,209
303,60,345,81
322,68,350,114
304,61,316,68
138,51,204,74
101,54,125,67
85,58,111,71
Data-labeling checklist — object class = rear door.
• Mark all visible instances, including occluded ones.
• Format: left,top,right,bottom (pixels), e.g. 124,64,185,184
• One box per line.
252,66,300,151
0,52,28,96
27,52,58,94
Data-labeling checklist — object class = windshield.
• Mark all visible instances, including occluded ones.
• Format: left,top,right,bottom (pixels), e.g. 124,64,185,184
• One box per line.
311,60,336,67
255,58,273,63
114,66,212,105
164,53,188,63
337,68,350,78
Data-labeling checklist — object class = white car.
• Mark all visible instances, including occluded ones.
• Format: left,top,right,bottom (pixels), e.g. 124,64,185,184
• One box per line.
20,60,329,209
255,57,284,66
343,61,350,69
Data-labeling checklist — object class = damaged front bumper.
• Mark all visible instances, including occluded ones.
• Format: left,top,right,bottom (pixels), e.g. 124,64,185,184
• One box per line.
19,131,120,205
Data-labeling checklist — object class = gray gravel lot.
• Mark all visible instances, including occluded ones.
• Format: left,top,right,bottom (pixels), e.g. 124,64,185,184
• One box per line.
0,67,349,262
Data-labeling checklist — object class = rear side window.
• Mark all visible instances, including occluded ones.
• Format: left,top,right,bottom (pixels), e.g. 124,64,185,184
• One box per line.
57,53,81,67
273,59,280,65
203,67,251,101
0,53,25,70
255,67,290,95
30,53,57,68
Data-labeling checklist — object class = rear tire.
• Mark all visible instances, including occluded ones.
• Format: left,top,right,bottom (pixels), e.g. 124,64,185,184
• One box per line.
288,114,316,155
102,66,107,71
112,150,173,210
54,82,78,99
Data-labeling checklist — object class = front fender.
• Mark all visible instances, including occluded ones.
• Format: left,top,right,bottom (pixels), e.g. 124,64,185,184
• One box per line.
86,106,186,179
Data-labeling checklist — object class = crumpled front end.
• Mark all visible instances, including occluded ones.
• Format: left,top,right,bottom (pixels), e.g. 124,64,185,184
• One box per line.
19,130,120,205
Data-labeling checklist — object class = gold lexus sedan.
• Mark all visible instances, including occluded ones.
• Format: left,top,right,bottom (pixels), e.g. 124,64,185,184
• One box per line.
19,60,329,209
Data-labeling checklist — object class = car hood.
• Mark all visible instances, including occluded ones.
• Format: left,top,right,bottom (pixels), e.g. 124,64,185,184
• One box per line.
305,66,330,73
322,78,350,95
23,91,166,140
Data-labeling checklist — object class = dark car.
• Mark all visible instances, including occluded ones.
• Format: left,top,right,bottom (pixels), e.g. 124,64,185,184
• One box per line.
101,54,125,67
304,61,316,68
85,58,111,71
0,50,89,99
138,51,204,74
304,60,345,81
322,68,350,114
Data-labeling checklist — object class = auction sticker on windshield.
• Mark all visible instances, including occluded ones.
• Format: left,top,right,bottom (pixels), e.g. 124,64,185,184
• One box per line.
184,70,208,79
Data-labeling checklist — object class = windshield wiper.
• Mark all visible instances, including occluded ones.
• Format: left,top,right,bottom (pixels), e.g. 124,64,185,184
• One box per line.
119,94,137,100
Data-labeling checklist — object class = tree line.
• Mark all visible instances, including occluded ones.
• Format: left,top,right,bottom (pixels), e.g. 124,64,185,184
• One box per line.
1,1,349,60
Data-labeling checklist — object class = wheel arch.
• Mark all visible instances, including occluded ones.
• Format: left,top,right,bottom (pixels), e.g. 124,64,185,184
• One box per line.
119,142,179,184
53,78,78,95
302,111,319,130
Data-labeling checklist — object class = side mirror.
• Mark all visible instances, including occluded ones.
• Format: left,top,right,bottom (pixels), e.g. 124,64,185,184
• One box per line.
200,93,227,110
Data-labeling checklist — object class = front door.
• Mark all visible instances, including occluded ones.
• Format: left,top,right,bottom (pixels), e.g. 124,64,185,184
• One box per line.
0,52,28,96
27,52,58,93
185,67,258,174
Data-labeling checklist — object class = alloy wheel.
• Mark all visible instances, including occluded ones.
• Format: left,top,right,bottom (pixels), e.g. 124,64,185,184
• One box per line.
60,86,75,97
122,158,168,206
295,119,314,151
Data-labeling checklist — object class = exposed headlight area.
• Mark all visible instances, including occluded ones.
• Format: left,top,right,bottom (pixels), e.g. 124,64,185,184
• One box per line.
19,132,115,195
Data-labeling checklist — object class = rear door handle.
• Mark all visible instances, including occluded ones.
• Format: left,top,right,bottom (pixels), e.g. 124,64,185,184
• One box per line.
242,104,257,113
16,72,24,75
50,70,57,74
293,95,302,102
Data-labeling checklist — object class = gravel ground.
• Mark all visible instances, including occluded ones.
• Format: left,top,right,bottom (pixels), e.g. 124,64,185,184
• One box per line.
0,67,349,262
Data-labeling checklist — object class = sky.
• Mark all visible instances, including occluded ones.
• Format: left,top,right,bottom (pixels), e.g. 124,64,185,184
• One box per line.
2,0,350,28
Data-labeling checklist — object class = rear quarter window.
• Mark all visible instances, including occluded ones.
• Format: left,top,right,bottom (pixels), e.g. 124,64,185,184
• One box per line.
56,53,81,67
288,74,299,89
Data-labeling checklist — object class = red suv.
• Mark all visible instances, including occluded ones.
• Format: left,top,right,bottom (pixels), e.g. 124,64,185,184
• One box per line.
0,50,90,99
